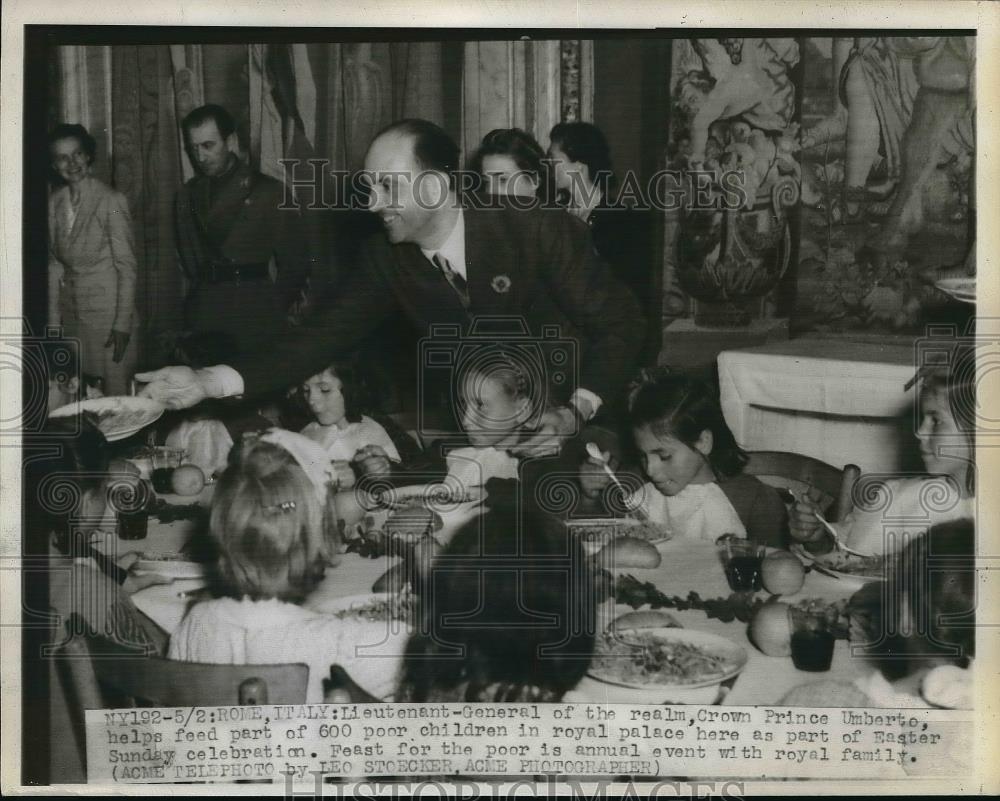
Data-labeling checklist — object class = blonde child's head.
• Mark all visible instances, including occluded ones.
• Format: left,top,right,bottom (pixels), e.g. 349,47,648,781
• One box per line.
628,368,747,496
211,438,335,603
457,353,535,448
915,357,976,496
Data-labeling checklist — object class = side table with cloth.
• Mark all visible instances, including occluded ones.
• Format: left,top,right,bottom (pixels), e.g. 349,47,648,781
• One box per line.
718,337,917,473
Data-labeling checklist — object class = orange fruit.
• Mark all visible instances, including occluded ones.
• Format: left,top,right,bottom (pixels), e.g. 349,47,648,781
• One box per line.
761,550,806,596
749,600,793,656
171,464,206,496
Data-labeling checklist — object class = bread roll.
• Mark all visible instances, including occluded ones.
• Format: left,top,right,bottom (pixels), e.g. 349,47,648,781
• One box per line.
372,563,410,593
597,536,662,569
611,610,681,630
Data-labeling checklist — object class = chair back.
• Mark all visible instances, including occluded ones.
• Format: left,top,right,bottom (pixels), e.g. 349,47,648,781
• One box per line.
59,613,308,707
744,451,860,522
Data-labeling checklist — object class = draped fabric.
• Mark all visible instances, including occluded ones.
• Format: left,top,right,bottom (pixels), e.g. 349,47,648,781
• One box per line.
51,42,449,365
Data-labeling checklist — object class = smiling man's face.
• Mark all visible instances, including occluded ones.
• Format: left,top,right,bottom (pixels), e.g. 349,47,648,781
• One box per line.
363,132,447,248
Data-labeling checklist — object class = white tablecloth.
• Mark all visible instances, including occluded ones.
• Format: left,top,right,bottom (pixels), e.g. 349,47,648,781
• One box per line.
717,337,917,472
126,520,871,707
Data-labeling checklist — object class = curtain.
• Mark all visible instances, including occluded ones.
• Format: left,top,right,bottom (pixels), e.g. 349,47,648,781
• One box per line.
53,41,448,360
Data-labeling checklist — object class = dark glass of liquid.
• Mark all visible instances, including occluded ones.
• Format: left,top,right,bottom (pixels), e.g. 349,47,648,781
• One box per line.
725,555,763,592
791,629,835,672
151,467,175,494
110,479,152,541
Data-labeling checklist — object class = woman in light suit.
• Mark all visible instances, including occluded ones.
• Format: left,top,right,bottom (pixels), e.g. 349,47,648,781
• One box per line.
48,124,138,396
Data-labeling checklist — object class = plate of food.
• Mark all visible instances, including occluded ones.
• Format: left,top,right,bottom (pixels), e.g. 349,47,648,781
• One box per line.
309,592,418,624
588,627,747,690
568,517,671,554
50,396,165,442
133,551,207,580
373,482,484,510
791,544,885,584
934,277,976,304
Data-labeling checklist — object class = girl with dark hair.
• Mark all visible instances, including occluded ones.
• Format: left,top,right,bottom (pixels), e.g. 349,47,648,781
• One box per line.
48,123,139,396
580,368,788,546
469,127,547,200
298,359,402,488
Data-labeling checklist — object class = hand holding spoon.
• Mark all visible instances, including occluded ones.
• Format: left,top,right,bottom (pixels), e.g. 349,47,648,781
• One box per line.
585,442,649,521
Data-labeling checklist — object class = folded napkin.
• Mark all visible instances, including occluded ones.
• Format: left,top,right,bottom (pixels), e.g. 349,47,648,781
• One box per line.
628,481,746,541
445,446,519,489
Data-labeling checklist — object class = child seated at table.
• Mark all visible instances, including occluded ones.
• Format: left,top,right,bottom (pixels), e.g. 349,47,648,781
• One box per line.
25,416,173,652
298,359,401,488
167,429,400,701
580,367,788,545
397,501,596,702
442,354,537,492
791,358,975,556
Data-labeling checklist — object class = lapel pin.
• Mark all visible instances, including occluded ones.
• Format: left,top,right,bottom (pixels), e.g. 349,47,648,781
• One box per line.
491,274,512,294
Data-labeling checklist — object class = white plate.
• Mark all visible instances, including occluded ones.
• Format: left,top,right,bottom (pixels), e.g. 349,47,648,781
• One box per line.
588,627,748,691
568,517,671,549
375,482,485,509
50,396,164,441
134,553,206,580
935,277,976,304
790,544,884,586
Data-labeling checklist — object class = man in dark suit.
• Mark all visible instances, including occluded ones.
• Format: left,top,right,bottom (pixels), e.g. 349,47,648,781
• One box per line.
175,104,307,356
141,119,644,456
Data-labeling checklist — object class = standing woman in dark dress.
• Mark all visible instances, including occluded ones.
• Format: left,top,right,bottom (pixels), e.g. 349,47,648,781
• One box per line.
547,122,657,363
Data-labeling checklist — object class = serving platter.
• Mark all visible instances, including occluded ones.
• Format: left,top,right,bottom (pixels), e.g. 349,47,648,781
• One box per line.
50,396,164,441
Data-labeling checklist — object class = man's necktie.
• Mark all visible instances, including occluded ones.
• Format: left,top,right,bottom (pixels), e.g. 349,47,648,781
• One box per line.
433,253,470,309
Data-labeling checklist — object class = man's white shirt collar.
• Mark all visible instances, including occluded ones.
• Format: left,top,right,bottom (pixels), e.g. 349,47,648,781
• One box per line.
420,206,466,280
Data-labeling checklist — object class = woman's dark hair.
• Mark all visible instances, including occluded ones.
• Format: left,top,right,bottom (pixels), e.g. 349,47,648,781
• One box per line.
629,367,748,479
23,416,110,555
400,503,596,701
875,519,976,679
181,104,237,140
48,123,98,175
469,128,546,193
549,121,613,184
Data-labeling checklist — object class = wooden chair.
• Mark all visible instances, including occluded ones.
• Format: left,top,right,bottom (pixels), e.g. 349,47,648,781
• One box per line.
56,615,308,777
744,450,861,523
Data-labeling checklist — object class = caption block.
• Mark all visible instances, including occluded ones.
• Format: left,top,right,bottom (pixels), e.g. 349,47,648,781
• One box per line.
86,703,971,784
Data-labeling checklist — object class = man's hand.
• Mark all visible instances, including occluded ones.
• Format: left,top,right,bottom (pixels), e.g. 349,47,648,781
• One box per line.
105,329,131,363
136,366,209,409
510,405,577,459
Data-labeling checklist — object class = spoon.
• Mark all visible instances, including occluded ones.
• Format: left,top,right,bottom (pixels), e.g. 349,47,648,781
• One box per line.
585,442,649,521
813,508,874,558
789,488,873,558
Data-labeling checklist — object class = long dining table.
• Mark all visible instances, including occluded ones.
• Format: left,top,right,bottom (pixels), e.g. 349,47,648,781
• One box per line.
107,485,883,708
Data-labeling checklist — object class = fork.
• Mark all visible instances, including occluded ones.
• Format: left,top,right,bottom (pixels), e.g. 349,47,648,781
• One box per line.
789,488,873,558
